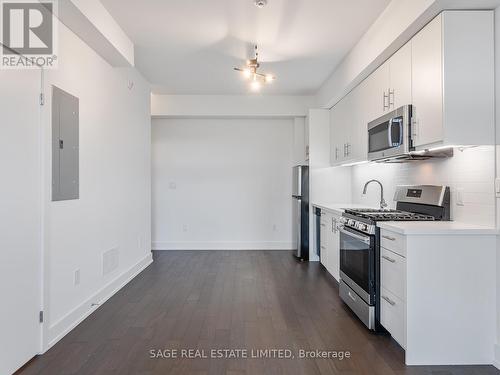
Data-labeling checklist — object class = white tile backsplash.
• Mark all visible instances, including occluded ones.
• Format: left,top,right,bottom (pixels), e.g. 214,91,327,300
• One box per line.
350,146,496,226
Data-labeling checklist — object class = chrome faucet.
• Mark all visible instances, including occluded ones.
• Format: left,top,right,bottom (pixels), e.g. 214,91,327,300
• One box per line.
363,179,388,209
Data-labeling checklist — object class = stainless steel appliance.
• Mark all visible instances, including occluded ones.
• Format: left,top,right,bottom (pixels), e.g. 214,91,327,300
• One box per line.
339,185,450,331
367,105,453,162
367,105,413,161
292,166,309,260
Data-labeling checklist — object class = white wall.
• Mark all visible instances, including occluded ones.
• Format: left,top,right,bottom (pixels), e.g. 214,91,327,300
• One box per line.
151,94,316,118
350,147,496,226
152,118,295,250
58,0,134,66
41,21,152,349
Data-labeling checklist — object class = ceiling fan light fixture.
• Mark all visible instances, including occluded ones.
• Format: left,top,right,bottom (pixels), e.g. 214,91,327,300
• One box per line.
251,79,261,91
234,45,275,91
242,68,252,79
265,74,275,83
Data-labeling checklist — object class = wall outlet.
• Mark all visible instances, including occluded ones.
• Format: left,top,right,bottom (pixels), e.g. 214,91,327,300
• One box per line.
495,178,500,198
169,182,177,190
272,224,277,232
456,188,464,206
182,224,188,232
74,269,80,286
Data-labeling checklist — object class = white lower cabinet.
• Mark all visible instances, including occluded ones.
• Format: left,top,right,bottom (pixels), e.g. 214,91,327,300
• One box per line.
380,229,407,349
380,247,406,301
319,209,340,281
378,227,497,365
380,287,406,348
319,212,330,269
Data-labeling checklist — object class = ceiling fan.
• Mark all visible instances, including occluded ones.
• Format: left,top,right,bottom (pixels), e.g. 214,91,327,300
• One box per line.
234,45,275,91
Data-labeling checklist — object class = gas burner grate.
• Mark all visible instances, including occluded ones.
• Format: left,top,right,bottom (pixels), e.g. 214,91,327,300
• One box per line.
344,208,435,222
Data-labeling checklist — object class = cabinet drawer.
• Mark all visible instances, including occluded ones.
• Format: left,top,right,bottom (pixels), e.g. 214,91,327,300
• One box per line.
380,287,406,349
380,248,406,301
380,230,406,257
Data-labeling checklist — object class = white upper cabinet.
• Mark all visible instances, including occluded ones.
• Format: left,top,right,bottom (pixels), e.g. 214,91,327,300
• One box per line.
411,15,444,148
388,42,412,110
362,42,411,121
411,11,494,149
345,85,365,162
329,42,411,166
363,61,389,121
329,10,494,165
330,96,348,165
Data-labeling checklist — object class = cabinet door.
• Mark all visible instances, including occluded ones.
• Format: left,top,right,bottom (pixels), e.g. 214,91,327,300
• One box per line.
329,106,339,165
330,101,346,165
330,214,341,281
364,61,390,121
320,212,329,267
344,85,366,162
411,14,443,148
389,42,412,110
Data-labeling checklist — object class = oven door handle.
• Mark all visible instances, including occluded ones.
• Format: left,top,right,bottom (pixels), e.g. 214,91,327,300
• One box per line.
339,226,371,244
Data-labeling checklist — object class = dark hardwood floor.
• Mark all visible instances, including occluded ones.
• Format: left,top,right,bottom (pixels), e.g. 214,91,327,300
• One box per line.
17,251,499,375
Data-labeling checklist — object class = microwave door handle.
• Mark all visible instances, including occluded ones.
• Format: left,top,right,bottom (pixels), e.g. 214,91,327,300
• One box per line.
398,119,403,145
387,118,393,147
391,118,403,145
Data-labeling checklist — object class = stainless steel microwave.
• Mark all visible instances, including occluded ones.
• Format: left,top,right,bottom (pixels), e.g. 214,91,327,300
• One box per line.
367,105,413,161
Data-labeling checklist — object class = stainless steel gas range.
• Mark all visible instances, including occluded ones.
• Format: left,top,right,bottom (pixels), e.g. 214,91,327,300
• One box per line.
338,184,450,331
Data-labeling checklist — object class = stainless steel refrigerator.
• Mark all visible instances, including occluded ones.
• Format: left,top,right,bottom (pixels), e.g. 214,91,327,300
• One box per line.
292,165,309,260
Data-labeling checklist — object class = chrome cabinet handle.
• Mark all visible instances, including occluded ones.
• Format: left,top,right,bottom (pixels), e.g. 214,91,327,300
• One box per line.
382,235,396,241
389,89,395,108
320,223,326,227
383,91,389,110
335,147,339,160
321,246,326,249
382,295,396,306
382,255,396,263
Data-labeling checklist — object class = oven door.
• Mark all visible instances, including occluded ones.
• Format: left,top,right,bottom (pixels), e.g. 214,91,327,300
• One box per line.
339,225,375,305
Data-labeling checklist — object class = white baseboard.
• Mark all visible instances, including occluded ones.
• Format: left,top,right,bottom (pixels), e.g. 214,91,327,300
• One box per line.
494,344,500,370
43,252,153,352
152,241,294,251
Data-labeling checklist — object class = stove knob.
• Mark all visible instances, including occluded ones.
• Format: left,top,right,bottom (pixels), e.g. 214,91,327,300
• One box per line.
348,219,355,226
360,224,368,232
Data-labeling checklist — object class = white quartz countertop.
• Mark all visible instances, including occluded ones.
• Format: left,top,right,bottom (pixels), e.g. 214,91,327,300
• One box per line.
311,202,377,215
311,202,498,235
377,221,498,235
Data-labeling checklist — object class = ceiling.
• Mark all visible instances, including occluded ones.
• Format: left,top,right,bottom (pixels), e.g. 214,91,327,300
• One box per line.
101,0,391,95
